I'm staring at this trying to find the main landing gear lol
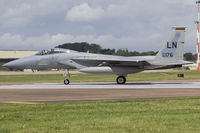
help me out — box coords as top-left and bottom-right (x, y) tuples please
(64, 69), (70, 85)
(116, 76), (126, 84)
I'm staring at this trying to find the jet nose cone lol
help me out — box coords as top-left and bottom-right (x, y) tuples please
(2, 62), (11, 68)
(2, 62), (15, 70)
(2, 60), (24, 70)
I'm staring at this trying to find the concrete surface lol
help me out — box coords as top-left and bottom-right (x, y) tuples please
(0, 82), (200, 103)
(0, 82), (200, 89)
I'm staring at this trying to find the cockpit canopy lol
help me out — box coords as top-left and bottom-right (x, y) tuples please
(35, 48), (77, 55)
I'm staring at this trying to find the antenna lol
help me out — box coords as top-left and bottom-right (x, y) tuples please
(195, 0), (200, 73)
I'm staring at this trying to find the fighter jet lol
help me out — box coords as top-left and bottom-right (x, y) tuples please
(3, 27), (191, 84)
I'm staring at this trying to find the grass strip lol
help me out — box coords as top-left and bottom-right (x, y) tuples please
(0, 97), (200, 133)
(0, 70), (200, 84)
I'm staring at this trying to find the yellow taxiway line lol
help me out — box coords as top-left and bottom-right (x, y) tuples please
(5, 101), (43, 104)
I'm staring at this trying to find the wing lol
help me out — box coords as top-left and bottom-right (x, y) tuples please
(71, 56), (151, 67)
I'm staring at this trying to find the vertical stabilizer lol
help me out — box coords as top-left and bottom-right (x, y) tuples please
(154, 27), (185, 64)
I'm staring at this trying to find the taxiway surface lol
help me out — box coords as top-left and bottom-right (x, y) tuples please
(0, 81), (200, 103)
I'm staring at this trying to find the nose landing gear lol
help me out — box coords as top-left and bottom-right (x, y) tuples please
(64, 69), (70, 85)
(116, 76), (126, 84)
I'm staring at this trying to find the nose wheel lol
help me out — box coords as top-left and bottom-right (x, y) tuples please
(116, 76), (126, 84)
(64, 79), (70, 85)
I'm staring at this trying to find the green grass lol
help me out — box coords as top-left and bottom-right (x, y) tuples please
(0, 98), (200, 133)
(0, 70), (200, 84)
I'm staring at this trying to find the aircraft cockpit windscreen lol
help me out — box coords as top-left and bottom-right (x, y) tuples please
(35, 48), (71, 55)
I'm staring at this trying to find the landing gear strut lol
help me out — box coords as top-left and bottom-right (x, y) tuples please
(116, 76), (126, 84)
(64, 69), (70, 85)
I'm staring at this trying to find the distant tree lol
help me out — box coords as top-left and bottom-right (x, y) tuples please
(56, 42), (101, 52)
(128, 51), (140, 56)
(55, 42), (115, 55)
(88, 44), (102, 53)
(116, 49), (130, 56)
(184, 53), (196, 61)
(100, 49), (115, 55)
(140, 51), (157, 56)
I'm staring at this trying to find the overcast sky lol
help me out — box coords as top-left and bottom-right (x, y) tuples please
(0, 0), (197, 52)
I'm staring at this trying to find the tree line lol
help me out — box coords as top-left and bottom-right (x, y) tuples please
(56, 42), (196, 62)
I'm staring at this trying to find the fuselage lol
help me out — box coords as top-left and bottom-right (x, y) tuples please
(3, 49), (156, 71)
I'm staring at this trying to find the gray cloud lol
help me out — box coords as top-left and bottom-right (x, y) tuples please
(66, 3), (104, 22)
(0, 0), (197, 53)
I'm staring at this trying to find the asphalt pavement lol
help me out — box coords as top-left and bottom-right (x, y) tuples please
(0, 81), (200, 103)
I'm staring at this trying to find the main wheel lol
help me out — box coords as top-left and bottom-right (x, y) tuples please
(116, 76), (126, 84)
(64, 79), (70, 85)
